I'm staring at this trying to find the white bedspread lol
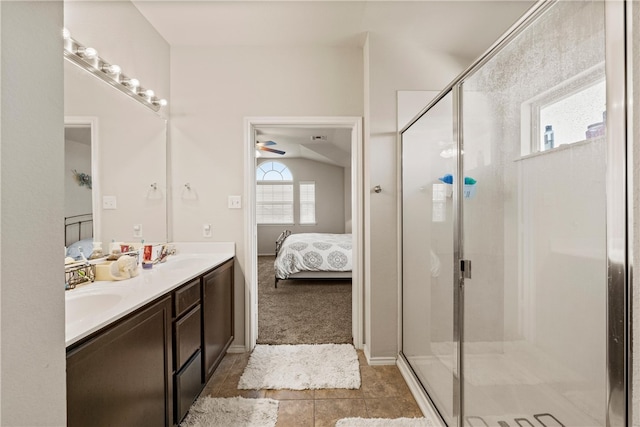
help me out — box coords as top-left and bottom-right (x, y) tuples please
(274, 233), (352, 279)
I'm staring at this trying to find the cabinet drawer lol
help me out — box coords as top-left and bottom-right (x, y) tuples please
(174, 279), (200, 318)
(175, 350), (203, 425)
(174, 304), (201, 369)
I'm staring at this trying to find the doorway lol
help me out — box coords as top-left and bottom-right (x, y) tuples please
(244, 117), (363, 351)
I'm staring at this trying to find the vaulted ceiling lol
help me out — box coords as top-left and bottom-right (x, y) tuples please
(131, 1), (534, 166)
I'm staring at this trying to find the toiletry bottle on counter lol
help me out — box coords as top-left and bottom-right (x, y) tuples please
(89, 242), (104, 260)
(544, 125), (554, 150)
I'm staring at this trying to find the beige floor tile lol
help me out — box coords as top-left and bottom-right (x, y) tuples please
(357, 350), (368, 366)
(314, 399), (368, 427)
(360, 366), (413, 399)
(275, 399), (314, 427)
(365, 396), (424, 418)
(210, 386), (266, 399)
(266, 389), (315, 400)
(315, 388), (364, 399)
(196, 351), (426, 425)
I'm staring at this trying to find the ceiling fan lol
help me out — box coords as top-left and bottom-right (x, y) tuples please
(256, 140), (285, 155)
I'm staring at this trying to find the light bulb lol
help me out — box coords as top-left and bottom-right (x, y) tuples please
(62, 28), (70, 40)
(77, 46), (98, 59)
(158, 99), (168, 107)
(102, 64), (121, 75)
(122, 78), (140, 88)
(144, 89), (155, 98)
(84, 47), (98, 59)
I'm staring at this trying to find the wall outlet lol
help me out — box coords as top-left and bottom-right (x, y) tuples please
(102, 195), (117, 210)
(228, 195), (242, 209)
(203, 223), (212, 238)
(133, 224), (142, 238)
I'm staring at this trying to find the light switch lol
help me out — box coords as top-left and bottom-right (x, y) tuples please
(133, 224), (142, 238)
(228, 195), (242, 209)
(103, 195), (117, 210)
(203, 223), (212, 238)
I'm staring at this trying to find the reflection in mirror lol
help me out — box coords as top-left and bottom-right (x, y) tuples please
(64, 122), (94, 259)
(64, 59), (167, 255)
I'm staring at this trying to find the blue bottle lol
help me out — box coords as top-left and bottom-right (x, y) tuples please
(544, 125), (554, 150)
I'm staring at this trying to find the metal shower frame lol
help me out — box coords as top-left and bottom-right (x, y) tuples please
(397, 0), (631, 425)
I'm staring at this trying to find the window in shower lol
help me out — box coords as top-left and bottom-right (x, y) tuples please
(520, 64), (606, 155)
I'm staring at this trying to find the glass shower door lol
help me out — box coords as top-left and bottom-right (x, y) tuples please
(401, 91), (457, 425)
(460, 1), (607, 425)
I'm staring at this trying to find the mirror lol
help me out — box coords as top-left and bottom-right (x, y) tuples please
(64, 59), (167, 255)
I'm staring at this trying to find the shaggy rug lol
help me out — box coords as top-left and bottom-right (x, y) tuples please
(257, 255), (352, 345)
(336, 418), (433, 427)
(179, 396), (278, 427)
(238, 344), (361, 390)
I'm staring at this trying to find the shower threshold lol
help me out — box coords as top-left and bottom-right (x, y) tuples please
(466, 413), (565, 427)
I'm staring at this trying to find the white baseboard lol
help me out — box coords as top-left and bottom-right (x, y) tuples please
(362, 344), (397, 366)
(257, 252), (276, 256)
(226, 345), (247, 354)
(396, 356), (445, 426)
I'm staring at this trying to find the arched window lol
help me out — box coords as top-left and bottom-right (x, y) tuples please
(256, 161), (294, 224)
(257, 161), (293, 181)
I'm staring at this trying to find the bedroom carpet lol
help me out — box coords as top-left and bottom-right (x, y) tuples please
(257, 255), (352, 345)
(237, 344), (361, 390)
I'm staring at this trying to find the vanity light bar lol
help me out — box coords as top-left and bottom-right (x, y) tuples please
(62, 28), (167, 112)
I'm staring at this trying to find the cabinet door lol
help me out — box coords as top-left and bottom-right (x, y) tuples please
(202, 260), (234, 380)
(67, 296), (172, 427)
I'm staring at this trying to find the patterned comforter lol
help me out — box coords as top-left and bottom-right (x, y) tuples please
(274, 233), (353, 279)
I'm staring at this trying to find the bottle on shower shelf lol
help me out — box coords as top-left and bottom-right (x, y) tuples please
(544, 125), (554, 151)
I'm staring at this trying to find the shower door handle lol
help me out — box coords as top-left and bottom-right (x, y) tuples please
(460, 259), (472, 279)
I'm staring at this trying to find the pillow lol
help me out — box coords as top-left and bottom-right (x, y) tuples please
(66, 238), (94, 260)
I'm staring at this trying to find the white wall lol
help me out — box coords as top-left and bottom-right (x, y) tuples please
(170, 45), (363, 347)
(364, 33), (468, 359)
(1, 2), (67, 424)
(65, 138), (92, 218)
(257, 158), (346, 255)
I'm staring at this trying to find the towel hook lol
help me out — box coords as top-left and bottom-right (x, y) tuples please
(373, 185), (382, 193)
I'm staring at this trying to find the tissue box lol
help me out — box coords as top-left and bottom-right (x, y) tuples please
(95, 261), (116, 281)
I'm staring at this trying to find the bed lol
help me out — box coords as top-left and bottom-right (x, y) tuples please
(65, 213), (94, 259)
(273, 230), (353, 287)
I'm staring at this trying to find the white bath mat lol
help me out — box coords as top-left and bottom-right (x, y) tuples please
(180, 396), (278, 427)
(238, 344), (360, 390)
(336, 418), (433, 427)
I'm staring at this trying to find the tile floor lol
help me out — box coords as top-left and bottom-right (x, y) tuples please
(201, 350), (425, 427)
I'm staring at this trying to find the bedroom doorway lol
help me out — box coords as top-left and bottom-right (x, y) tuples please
(244, 117), (363, 351)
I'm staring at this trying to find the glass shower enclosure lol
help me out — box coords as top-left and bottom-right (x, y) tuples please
(400, 1), (627, 426)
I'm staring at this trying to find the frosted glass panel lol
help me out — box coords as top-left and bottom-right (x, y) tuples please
(461, 1), (606, 425)
(401, 91), (456, 425)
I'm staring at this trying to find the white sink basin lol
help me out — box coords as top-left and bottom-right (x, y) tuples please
(163, 256), (214, 270)
(66, 293), (124, 324)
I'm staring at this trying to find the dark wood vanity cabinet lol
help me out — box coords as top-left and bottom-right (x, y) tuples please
(66, 258), (234, 427)
(172, 278), (203, 424)
(67, 296), (173, 427)
(202, 259), (234, 381)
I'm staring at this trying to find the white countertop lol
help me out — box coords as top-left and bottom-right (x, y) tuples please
(65, 243), (234, 348)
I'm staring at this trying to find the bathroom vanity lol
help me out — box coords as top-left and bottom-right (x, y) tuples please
(65, 245), (234, 427)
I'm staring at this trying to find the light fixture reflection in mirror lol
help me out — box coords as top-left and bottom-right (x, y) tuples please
(62, 28), (167, 112)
